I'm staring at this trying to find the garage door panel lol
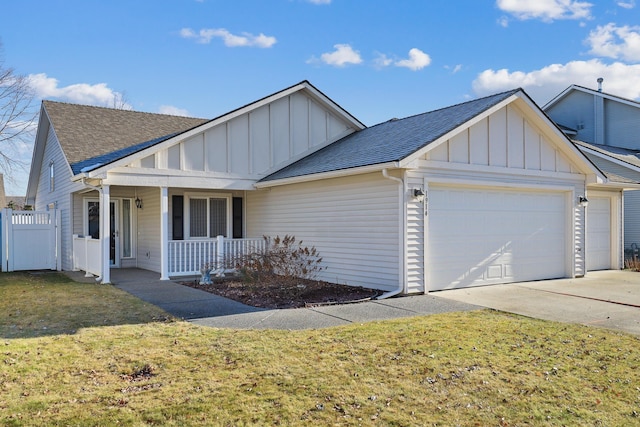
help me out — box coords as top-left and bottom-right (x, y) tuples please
(428, 186), (568, 291)
(586, 197), (611, 271)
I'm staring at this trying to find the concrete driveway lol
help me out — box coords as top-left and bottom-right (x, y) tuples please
(434, 270), (640, 336)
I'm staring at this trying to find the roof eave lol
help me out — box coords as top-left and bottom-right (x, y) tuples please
(255, 161), (400, 188)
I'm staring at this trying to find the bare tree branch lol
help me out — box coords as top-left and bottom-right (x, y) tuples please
(0, 41), (37, 180)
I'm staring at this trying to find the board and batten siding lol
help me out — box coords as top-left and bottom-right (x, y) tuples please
(407, 102), (590, 288)
(130, 92), (353, 180)
(246, 173), (402, 292)
(34, 125), (84, 271)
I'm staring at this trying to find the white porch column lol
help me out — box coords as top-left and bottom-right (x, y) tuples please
(160, 186), (169, 280)
(101, 185), (111, 284)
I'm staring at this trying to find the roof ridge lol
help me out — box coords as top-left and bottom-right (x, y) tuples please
(42, 99), (207, 120)
(570, 84), (640, 107)
(368, 88), (521, 129)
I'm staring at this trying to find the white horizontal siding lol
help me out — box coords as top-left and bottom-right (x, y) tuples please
(246, 172), (401, 292)
(135, 187), (162, 273)
(34, 126), (83, 271)
(405, 172), (425, 293)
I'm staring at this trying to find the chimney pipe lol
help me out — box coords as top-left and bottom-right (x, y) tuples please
(597, 77), (604, 92)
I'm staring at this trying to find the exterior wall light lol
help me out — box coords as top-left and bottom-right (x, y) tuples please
(413, 188), (425, 203)
(578, 196), (589, 208)
(135, 197), (143, 209)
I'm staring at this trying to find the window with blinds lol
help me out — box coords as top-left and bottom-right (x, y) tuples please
(209, 198), (227, 237)
(188, 197), (228, 238)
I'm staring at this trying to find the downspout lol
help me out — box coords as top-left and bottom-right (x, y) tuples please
(378, 168), (406, 299)
(82, 178), (104, 282)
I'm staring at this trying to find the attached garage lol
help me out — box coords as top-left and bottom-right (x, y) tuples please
(257, 87), (614, 296)
(427, 185), (569, 291)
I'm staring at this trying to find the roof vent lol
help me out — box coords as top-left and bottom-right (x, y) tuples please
(388, 117), (399, 122)
(597, 77), (604, 92)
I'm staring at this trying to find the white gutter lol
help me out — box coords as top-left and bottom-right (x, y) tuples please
(255, 162), (399, 189)
(377, 168), (406, 300)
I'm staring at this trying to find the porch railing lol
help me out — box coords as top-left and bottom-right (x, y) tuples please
(168, 236), (267, 276)
(72, 234), (101, 277)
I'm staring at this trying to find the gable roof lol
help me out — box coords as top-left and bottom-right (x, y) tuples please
(42, 100), (209, 171)
(56, 80), (365, 178)
(260, 89), (522, 182)
(544, 84), (640, 111)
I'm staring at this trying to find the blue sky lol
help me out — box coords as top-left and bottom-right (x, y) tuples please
(2, 0), (640, 195)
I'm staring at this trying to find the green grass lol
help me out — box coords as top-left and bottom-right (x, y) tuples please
(0, 272), (172, 338)
(1, 272), (639, 426)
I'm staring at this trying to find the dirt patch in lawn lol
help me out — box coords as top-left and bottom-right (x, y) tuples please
(181, 276), (381, 309)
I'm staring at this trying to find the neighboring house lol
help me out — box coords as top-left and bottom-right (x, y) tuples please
(544, 84), (640, 259)
(26, 81), (627, 293)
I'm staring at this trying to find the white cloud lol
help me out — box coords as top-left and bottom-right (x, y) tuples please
(497, 16), (510, 27)
(158, 105), (191, 117)
(373, 52), (393, 68)
(318, 44), (362, 67)
(445, 64), (463, 74)
(27, 73), (132, 108)
(180, 27), (276, 48)
(394, 48), (431, 71)
(617, 0), (635, 8)
(496, 0), (593, 22)
(472, 59), (640, 104)
(586, 23), (640, 62)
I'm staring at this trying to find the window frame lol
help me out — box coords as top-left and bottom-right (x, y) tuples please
(49, 161), (55, 192)
(184, 192), (232, 239)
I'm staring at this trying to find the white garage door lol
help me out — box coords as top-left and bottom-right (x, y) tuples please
(428, 186), (568, 291)
(586, 197), (611, 271)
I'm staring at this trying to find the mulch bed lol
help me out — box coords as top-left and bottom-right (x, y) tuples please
(181, 275), (380, 309)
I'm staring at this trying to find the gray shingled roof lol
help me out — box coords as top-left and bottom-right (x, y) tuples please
(260, 89), (521, 182)
(574, 140), (640, 170)
(43, 101), (208, 173)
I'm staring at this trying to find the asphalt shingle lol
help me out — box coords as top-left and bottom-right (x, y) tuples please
(43, 101), (208, 174)
(260, 89), (520, 182)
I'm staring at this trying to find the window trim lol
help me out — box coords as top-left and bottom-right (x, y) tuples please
(49, 161), (55, 192)
(184, 192), (232, 239)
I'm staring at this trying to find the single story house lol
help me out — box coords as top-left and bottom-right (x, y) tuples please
(544, 84), (640, 259)
(26, 81), (632, 294)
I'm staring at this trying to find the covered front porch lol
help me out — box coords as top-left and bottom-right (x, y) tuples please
(70, 184), (266, 283)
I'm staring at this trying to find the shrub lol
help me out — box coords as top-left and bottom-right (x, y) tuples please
(239, 235), (326, 283)
(625, 256), (640, 272)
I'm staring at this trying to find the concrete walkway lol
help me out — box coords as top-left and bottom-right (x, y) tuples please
(96, 269), (479, 329)
(66, 268), (639, 334)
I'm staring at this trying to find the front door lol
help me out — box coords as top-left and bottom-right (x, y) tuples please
(87, 200), (120, 267)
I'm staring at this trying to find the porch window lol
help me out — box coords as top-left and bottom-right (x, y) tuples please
(187, 195), (230, 238)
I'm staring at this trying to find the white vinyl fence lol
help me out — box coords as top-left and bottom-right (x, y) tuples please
(0, 209), (61, 272)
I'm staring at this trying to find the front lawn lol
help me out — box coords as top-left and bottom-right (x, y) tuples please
(1, 272), (639, 426)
